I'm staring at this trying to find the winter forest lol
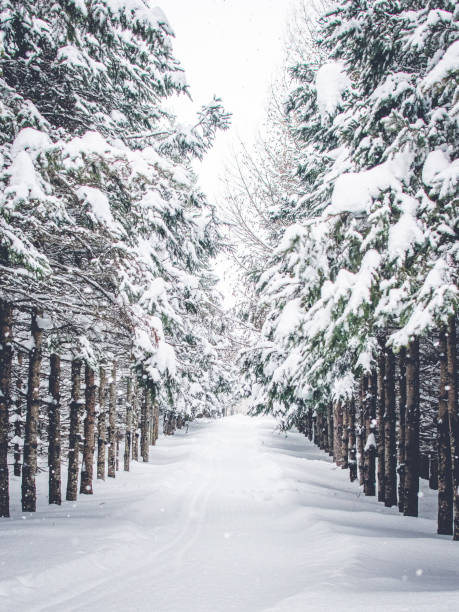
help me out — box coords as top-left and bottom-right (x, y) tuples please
(0, 0), (458, 611)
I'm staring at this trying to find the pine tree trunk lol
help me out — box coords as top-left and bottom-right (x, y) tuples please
(436, 330), (450, 527)
(404, 338), (420, 517)
(307, 408), (313, 442)
(349, 397), (357, 482)
(446, 317), (459, 540)
(377, 344), (386, 503)
(357, 379), (365, 486)
(312, 411), (318, 446)
(334, 403), (343, 466)
(80, 364), (96, 494)
(22, 308), (43, 512)
(317, 412), (323, 450)
(341, 403), (349, 469)
(124, 378), (132, 471)
(13, 351), (23, 477)
(116, 431), (121, 471)
(363, 374), (376, 496)
(429, 454), (438, 490)
(97, 367), (106, 480)
(107, 363), (116, 478)
(322, 411), (329, 454)
(149, 399), (155, 446)
(66, 359), (82, 501)
(327, 405), (334, 457)
(0, 301), (13, 517)
(154, 402), (160, 443)
(132, 385), (139, 462)
(48, 354), (61, 505)
(141, 388), (150, 462)
(398, 347), (407, 513)
(384, 346), (397, 507)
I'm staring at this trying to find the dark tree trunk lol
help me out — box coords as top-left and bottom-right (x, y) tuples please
(341, 403), (349, 469)
(429, 454), (438, 490)
(107, 363), (116, 478)
(22, 308), (43, 512)
(377, 343), (386, 503)
(327, 405), (333, 457)
(48, 354), (61, 505)
(80, 365), (96, 495)
(357, 379), (365, 486)
(348, 397), (357, 482)
(322, 411), (329, 454)
(97, 367), (106, 480)
(132, 385), (139, 462)
(384, 347), (397, 507)
(155, 402), (160, 442)
(404, 339), (420, 517)
(141, 388), (150, 462)
(66, 359), (82, 501)
(13, 352), (24, 477)
(307, 408), (313, 442)
(420, 454), (430, 480)
(334, 403), (343, 466)
(398, 347), (407, 513)
(364, 374), (376, 496)
(312, 412), (318, 446)
(437, 329), (453, 535)
(446, 317), (458, 540)
(0, 301), (13, 517)
(149, 398), (155, 446)
(124, 378), (132, 471)
(316, 412), (323, 449)
(116, 431), (121, 472)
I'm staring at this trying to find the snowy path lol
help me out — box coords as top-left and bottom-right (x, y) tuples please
(1, 415), (459, 612)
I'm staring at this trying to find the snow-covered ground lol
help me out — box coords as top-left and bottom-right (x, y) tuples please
(1, 415), (459, 612)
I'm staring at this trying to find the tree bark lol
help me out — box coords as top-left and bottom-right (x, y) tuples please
(436, 378), (451, 530)
(322, 411), (329, 454)
(0, 301), (13, 517)
(149, 402), (156, 446)
(307, 408), (313, 442)
(446, 317), (458, 540)
(429, 454), (438, 490)
(141, 388), (150, 462)
(124, 378), (132, 471)
(341, 403), (349, 469)
(97, 367), (106, 480)
(398, 347), (407, 513)
(334, 403), (343, 466)
(66, 359), (82, 501)
(80, 364), (96, 495)
(132, 384), (139, 462)
(107, 363), (117, 478)
(22, 308), (43, 512)
(363, 373), (376, 496)
(404, 338), (420, 517)
(13, 351), (24, 477)
(48, 354), (61, 505)
(154, 402), (160, 443)
(348, 397), (357, 482)
(384, 346), (397, 507)
(357, 379), (365, 486)
(377, 344), (386, 503)
(327, 405), (333, 457)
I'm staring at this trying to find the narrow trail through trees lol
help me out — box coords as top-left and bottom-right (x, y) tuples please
(1, 416), (459, 612)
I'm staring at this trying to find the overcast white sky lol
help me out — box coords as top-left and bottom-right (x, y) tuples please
(162, 0), (296, 201)
(160, 1), (297, 306)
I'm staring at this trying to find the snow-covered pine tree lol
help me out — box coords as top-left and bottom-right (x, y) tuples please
(0, 0), (230, 513)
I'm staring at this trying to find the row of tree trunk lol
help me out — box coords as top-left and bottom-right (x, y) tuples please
(0, 304), (162, 518)
(301, 319), (458, 540)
